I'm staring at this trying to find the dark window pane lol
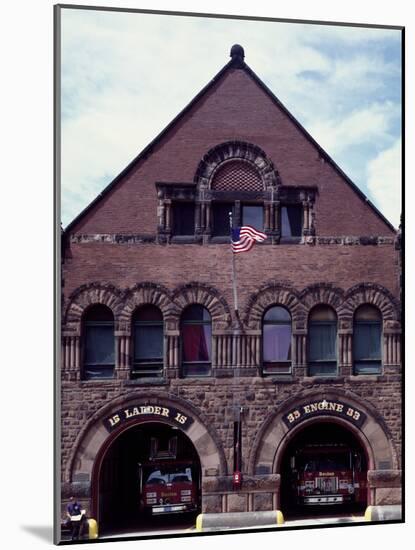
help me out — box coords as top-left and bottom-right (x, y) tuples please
(263, 324), (292, 361)
(134, 325), (163, 360)
(354, 361), (382, 374)
(212, 203), (232, 236)
(182, 325), (212, 362)
(309, 362), (337, 376)
(182, 305), (211, 322)
(182, 363), (211, 377)
(281, 205), (302, 237)
(85, 326), (115, 364)
(354, 323), (381, 361)
(310, 305), (337, 322)
(355, 304), (381, 321)
(264, 306), (291, 323)
(242, 205), (263, 230)
(173, 203), (195, 235)
(84, 366), (114, 379)
(134, 305), (163, 322)
(309, 323), (337, 361)
(86, 304), (113, 322)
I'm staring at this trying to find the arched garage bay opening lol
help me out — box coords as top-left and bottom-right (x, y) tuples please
(96, 422), (201, 535)
(280, 422), (368, 519)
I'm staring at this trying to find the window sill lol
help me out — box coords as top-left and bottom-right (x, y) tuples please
(303, 376), (345, 384)
(80, 379), (118, 385)
(348, 374), (383, 382)
(268, 375), (295, 384)
(210, 236), (230, 244)
(170, 236), (199, 244)
(170, 377), (215, 385)
(125, 378), (167, 386)
(280, 236), (302, 244)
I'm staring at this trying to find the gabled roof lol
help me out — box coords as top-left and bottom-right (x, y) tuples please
(64, 45), (396, 234)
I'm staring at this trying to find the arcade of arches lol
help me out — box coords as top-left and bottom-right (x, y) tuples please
(63, 390), (401, 532)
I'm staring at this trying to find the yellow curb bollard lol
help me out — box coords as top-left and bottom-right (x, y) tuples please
(88, 518), (99, 539)
(195, 514), (203, 532)
(276, 510), (284, 525)
(364, 506), (372, 521)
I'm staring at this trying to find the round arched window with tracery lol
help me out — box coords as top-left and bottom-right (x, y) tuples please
(211, 160), (263, 192)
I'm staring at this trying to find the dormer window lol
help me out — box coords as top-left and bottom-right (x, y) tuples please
(172, 202), (195, 236)
(242, 204), (264, 229)
(156, 142), (316, 244)
(281, 204), (303, 238)
(212, 203), (233, 237)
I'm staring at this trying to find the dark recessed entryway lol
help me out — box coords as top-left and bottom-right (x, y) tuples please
(97, 422), (201, 535)
(280, 422), (368, 519)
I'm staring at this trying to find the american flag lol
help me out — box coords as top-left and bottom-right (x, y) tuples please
(231, 225), (267, 253)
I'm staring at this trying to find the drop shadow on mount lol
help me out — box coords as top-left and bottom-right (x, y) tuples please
(20, 525), (54, 543)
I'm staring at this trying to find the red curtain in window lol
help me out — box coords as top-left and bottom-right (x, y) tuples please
(182, 325), (211, 361)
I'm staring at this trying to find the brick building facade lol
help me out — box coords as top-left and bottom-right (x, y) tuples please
(61, 45), (402, 532)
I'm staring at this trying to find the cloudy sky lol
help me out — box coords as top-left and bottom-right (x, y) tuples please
(60, 7), (402, 229)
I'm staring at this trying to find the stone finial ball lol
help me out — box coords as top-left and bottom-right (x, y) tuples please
(230, 44), (245, 59)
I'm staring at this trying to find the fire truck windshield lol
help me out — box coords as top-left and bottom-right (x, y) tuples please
(145, 466), (192, 485)
(303, 454), (350, 472)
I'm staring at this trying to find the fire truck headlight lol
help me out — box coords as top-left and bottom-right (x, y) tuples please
(348, 486), (355, 494)
(181, 490), (191, 496)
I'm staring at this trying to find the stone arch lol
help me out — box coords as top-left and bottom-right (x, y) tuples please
(66, 392), (227, 488)
(194, 140), (280, 190)
(63, 282), (124, 334)
(243, 283), (305, 330)
(300, 283), (345, 326)
(118, 282), (177, 333)
(172, 282), (232, 330)
(341, 283), (400, 324)
(248, 387), (399, 478)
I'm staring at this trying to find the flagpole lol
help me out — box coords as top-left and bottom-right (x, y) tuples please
(229, 211), (242, 486)
(229, 211), (238, 314)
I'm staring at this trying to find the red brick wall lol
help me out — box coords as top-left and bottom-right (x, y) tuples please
(63, 241), (399, 308)
(69, 68), (394, 237)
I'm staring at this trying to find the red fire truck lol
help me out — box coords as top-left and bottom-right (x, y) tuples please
(138, 461), (199, 516)
(293, 444), (366, 506)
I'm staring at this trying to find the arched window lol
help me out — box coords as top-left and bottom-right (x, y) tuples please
(132, 305), (164, 378)
(308, 305), (337, 376)
(181, 305), (212, 377)
(83, 304), (115, 380)
(353, 305), (382, 374)
(262, 306), (292, 375)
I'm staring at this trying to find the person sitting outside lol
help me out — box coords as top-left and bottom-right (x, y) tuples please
(66, 496), (87, 540)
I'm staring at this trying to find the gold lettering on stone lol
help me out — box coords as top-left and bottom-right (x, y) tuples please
(109, 414), (120, 427)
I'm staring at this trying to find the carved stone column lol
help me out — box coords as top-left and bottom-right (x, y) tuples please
(157, 191), (165, 231)
(166, 331), (180, 377)
(165, 200), (172, 233)
(195, 202), (202, 233)
(115, 331), (131, 380)
(62, 331), (81, 381)
(293, 329), (307, 377)
(274, 200), (280, 240)
(384, 321), (402, 368)
(264, 202), (271, 232)
(302, 200), (309, 234)
(339, 330), (353, 376)
(205, 202), (211, 236)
